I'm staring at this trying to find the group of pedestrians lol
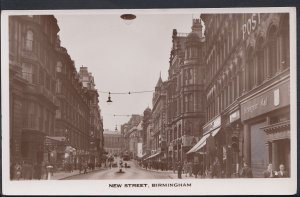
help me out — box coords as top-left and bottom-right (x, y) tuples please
(140, 161), (168, 171)
(263, 163), (289, 178)
(11, 161), (49, 180)
(238, 162), (289, 178)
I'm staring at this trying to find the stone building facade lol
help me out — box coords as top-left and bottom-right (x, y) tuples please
(9, 15), (60, 174)
(9, 15), (104, 179)
(199, 13), (290, 177)
(166, 18), (206, 168)
(79, 67), (104, 164)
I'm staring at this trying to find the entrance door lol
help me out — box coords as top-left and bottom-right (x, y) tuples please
(250, 122), (267, 178)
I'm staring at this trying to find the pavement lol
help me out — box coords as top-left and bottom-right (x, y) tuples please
(50, 167), (103, 180)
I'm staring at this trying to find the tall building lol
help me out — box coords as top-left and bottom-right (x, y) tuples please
(9, 15), (105, 179)
(166, 18), (206, 168)
(198, 13), (290, 177)
(55, 43), (91, 167)
(9, 15), (60, 174)
(79, 66), (104, 165)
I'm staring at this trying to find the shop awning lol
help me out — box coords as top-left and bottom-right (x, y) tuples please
(144, 152), (161, 160)
(187, 127), (221, 154)
(46, 136), (66, 142)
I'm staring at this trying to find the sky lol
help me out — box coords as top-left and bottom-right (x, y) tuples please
(55, 13), (199, 131)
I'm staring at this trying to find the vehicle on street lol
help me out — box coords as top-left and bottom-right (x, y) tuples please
(112, 162), (118, 167)
(123, 154), (130, 161)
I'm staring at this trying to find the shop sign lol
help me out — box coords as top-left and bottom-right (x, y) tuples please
(223, 146), (227, 160)
(229, 110), (240, 123)
(203, 116), (221, 135)
(242, 13), (261, 40)
(241, 81), (290, 121)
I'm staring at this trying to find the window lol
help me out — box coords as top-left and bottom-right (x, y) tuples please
(267, 26), (278, 77)
(256, 37), (265, 84)
(56, 61), (63, 72)
(247, 47), (255, 90)
(280, 15), (290, 69)
(22, 63), (36, 84)
(56, 79), (62, 93)
(25, 30), (33, 51)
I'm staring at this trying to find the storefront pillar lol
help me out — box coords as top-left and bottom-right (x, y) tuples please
(243, 124), (251, 166)
(265, 142), (270, 165)
(272, 141), (278, 170)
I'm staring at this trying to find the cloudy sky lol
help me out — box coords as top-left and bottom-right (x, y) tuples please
(55, 12), (199, 131)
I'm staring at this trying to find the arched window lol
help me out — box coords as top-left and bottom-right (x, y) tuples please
(267, 25), (278, 77)
(25, 30), (33, 51)
(256, 37), (265, 84)
(279, 14), (290, 69)
(247, 47), (255, 90)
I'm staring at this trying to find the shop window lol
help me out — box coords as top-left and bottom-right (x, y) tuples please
(25, 30), (34, 51)
(267, 25), (278, 77)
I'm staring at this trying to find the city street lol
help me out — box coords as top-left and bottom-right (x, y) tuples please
(63, 160), (173, 180)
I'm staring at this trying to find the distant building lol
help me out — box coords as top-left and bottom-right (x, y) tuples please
(148, 75), (167, 161)
(103, 130), (123, 156)
(121, 114), (143, 154)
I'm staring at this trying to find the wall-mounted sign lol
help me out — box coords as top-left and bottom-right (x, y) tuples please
(229, 110), (240, 123)
(274, 89), (280, 106)
(203, 116), (221, 135)
(241, 81), (289, 121)
(242, 13), (261, 40)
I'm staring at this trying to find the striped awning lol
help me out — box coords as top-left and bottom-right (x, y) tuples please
(143, 152), (161, 160)
(187, 127), (221, 154)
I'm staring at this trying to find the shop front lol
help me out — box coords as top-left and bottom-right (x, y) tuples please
(241, 79), (290, 177)
(21, 129), (45, 165)
(187, 116), (223, 175)
(224, 109), (243, 178)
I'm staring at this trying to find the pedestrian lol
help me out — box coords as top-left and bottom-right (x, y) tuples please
(240, 162), (253, 178)
(263, 163), (275, 178)
(212, 157), (221, 178)
(275, 164), (288, 178)
(177, 162), (183, 179)
(15, 162), (22, 180)
(192, 163), (199, 178)
(83, 162), (88, 174)
(188, 162), (192, 177)
(183, 161), (188, 177)
(78, 162), (82, 174)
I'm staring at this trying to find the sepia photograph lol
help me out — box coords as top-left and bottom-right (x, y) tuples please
(1, 6), (297, 195)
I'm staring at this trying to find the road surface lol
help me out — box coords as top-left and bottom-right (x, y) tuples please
(63, 159), (173, 180)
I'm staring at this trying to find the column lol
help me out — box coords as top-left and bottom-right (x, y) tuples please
(272, 141), (278, 171)
(265, 142), (270, 165)
(243, 124), (251, 166)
